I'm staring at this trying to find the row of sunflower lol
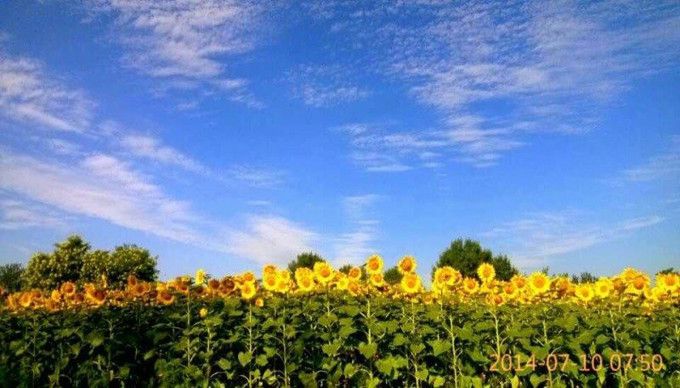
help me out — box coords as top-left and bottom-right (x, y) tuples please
(3, 255), (678, 312)
(0, 256), (678, 387)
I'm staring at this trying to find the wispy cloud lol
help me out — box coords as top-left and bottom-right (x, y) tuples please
(318, 0), (680, 166)
(225, 165), (285, 188)
(0, 48), (94, 132)
(0, 150), (204, 244)
(484, 211), (665, 268)
(332, 194), (381, 265)
(88, 0), (266, 107)
(119, 133), (206, 173)
(288, 65), (370, 107)
(0, 197), (68, 230)
(621, 135), (680, 182)
(225, 215), (317, 265)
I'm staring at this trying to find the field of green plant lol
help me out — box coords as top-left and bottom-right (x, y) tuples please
(1, 293), (678, 387)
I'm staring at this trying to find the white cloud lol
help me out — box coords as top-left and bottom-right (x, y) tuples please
(289, 65), (370, 107)
(332, 194), (381, 265)
(89, 0), (266, 106)
(484, 211), (665, 268)
(0, 198), (67, 230)
(226, 165), (285, 188)
(226, 215), (317, 264)
(622, 135), (680, 182)
(0, 49), (94, 132)
(0, 150), (204, 244)
(318, 0), (680, 166)
(120, 133), (206, 173)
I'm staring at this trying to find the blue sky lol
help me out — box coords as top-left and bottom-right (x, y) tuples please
(0, 0), (678, 279)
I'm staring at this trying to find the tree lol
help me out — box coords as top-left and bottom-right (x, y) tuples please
(80, 246), (157, 289)
(23, 235), (90, 289)
(338, 264), (353, 274)
(22, 235), (158, 290)
(657, 267), (678, 275)
(571, 272), (597, 284)
(432, 238), (518, 281)
(288, 252), (324, 273)
(383, 266), (402, 285)
(0, 263), (24, 292)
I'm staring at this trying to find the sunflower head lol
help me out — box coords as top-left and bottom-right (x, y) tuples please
(157, 290), (175, 305)
(240, 281), (257, 300)
(369, 273), (385, 287)
(595, 278), (612, 298)
(60, 281), (76, 296)
(263, 273), (279, 291)
(398, 256), (417, 274)
(348, 267), (362, 281)
(195, 269), (206, 285)
(575, 284), (595, 303)
(199, 307), (208, 318)
(477, 263), (496, 283)
(255, 297), (265, 307)
(313, 262), (335, 284)
(528, 272), (551, 295)
(401, 273), (422, 294)
(365, 254), (384, 275)
(463, 278), (479, 294)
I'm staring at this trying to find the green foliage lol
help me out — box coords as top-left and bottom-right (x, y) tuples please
(433, 238), (518, 281)
(23, 235), (90, 290)
(287, 252), (324, 273)
(657, 267), (677, 275)
(0, 296), (677, 386)
(571, 272), (598, 284)
(383, 266), (403, 285)
(0, 263), (24, 292)
(21, 235), (157, 290)
(338, 264), (353, 274)
(81, 245), (157, 288)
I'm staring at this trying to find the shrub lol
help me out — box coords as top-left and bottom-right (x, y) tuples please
(0, 263), (24, 292)
(81, 245), (157, 289)
(433, 238), (518, 281)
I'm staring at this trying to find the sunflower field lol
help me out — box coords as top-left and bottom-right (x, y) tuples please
(1, 256), (679, 387)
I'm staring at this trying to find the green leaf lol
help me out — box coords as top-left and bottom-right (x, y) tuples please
(86, 332), (105, 348)
(358, 342), (377, 359)
(238, 351), (252, 367)
(322, 341), (341, 357)
(217, 358), (231, 370)
(428, 339), (450, 356)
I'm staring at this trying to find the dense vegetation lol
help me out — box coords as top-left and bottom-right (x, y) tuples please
(1, 254), (678, 387)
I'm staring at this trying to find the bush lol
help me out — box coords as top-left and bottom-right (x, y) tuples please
(0, 263), (24, 292)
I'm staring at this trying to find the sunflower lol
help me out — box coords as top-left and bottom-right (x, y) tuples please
(19, 292), (32, 308)
(626, 275), (648, 295)
(463, 278), (479, 294)
(502, 282), (518, 298)
(657, 273), (678, 293)
(263, 273), (279, 291)
(434, 266), (454, 287)
(528, 272), (551, 295)
(276, 277), (290, 294)
(575, 284), (595, 303)
(195, 269), (206, 285)
(369, 273), (385, 287)
(157, 290), (175, 305)
(365, 254), (384, 275)
(255, 297), (265, 307)
(335, 275), (350, 291)
(477, 263), (496, 283)
(208, 279), (221, 293)
(313, 262), (335, 284)
(263, 264), (277, 277)
(240, 281), (257, 300)
(88, 289), (107, 306)
(60, 281), (76, 296)
(401, 273), (422, 294)
(511, 275), (527, 290)
(296, 276), (315, 292)
(595, 278), (612, 298)
(199, 307), (208, 318)
(127, 275), (138, 288)
(295, 267), (313, 283)
(348, 267), (362, 281)
(486, 294), (506, 306)
(50, 290), (61, 303)
(398, 256), (417, 274)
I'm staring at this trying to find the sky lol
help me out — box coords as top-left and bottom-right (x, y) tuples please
(0, 0), (678, 279)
